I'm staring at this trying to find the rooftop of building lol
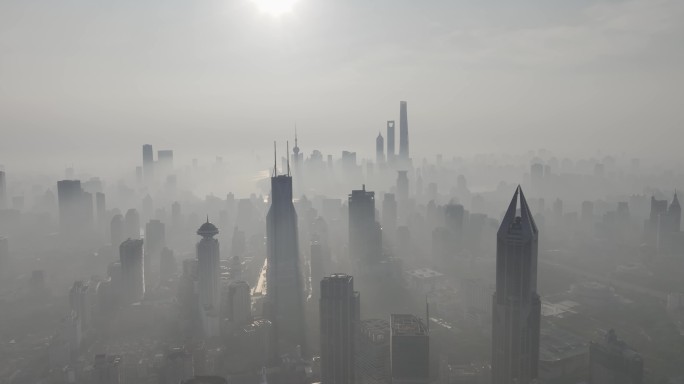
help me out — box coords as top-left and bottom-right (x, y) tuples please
(406, 268), (444, 279)
(390, 314), (428, 336)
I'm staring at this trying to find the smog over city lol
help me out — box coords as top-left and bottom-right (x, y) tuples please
(1, 1), (683, 384)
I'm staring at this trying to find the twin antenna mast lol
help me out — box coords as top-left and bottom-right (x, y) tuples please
(272, 140), (291, 177)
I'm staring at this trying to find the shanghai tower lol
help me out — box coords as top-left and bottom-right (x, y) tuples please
(399, 101), (409, 162)
(491, 186), (541, 384)
(266, 156), (306, 360)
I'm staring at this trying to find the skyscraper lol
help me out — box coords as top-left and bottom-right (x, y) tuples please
(399, 101), (409, 163)
(387, 121), (395, 165)
(396, 171), (409, 202)
(390, 314), (429, 384)
(491, 186), (541, 384)
(142, 144), (154, 181)
(349, 185), (382, 269)
(376, 133), (385, 165)
(266, 166), (306, 358)
(157, 149), (174, 177)
(57, 180), (91, 235)
(125, 209), (140, 240)
(320, 274), (360, 384)
(197, 220), (221, 314)
(227, 281), (252, 327)
(119, 239), (145, 304)
(110, 214), (124, 248)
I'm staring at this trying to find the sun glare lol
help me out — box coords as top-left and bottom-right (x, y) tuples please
(251, 0), (299, 17)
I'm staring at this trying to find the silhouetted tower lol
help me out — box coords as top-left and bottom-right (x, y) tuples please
(125, 209), (140, 240)
(396, 171), (409, 202)
(110, 214), (124, 248)
(197, 219), (221, 314)
(119, 239), (144, 304)
(320, 274), (359, 384)
(491, 186), (541, 384)
(376, 132), (385, 165)
(399, 101), (409, 163)
(390, 314), (429, 384)
(669, 192), (681, 233)
(144, 219), (166, 290)
(142, 144), (154, 181)
(57, 180), (91, 235)
(266, 147), (306, 359)
(387, 121), (396, 165)
(349, 185), (382, 269)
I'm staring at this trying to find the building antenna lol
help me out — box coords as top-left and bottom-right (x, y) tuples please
(287, 140), (291, 176)
(273, 141), (277, 177)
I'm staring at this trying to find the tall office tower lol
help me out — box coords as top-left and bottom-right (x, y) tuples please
(491, 186), (541, 384)
(95, 192), (106, 227)
(227, 281), (252, 326)
(142, 144), (154, 181)
(57, 180), (91, 235)
(376, 133), (385, 165)
(0, 170), (6, 209)
(668, 192), (681, 232)
(197, 220), (221, 314)
(125, 209), (140, 240)
(266, 168), (306, 359)
(647, 196), (668, 248)
(349, 186), (382, 269)
(119, 239), (145, 304)
(110, 214), (124, 248)
(390, 314), (429, 384)
(396, 171), (409, 202)
(145, 219), (166, 290)
(320, 274), (360, 384)
(398, 101), (409, 163)
(589, 329), (643, 384)
(69, 281), (90, 330)
(386, 121), (396, 165)
(157, 150), (174, 177)
(357, 319), (391, 384)
(93, 354), (122, 384)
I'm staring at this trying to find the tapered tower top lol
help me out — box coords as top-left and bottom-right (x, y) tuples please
(197, 217), (219, 238)
(497, 186), (538, 240)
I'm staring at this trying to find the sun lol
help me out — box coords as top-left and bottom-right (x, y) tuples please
(251, 0), (299, 17)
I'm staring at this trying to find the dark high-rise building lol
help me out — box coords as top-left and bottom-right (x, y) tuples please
(266, 169), (306, 358)
(145, 219), (166, 290)
(399, 101), (409, 163)
(119, 239), (145, 304)
(357, 319), (390, 384)
(667, 192), (681, 233)
(349, 186), (382, 269)
(589, 329), (643, 384)
(491, 186), (541, 384)
(227, 281), (252, 326)
(125, 209), (140, 240)
(376, 133), (385, 165)
(320, 274), (360, 384)
(387, 121), (396, 165)
(142, 144), (154, 181)
(110, 214), (124, 248)
(0, 170), (6, 209)
(57, 180), (91, 235)
(390, 314), (429, 384)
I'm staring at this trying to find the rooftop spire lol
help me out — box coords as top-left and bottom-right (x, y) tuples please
(497, 185), (538, 239)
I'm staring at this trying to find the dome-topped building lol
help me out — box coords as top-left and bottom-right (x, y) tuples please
(197, 217), (219, 238)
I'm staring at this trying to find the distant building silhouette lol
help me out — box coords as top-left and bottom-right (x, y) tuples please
(396, 171), (409, 203)
(110, 214), (124, 249)
(491, 186), (541, 384)
(376, 132), (385, 165)
(119, 239), (144, 304)
(145, 219), (166, 290)
(142, 144), (154, 181)
(124, 209), (140, 240)
(387, 121), (396, 165)
(399, 101), (409, 164)
(349, 185), (382, 270)
(320, 274), (360, 384)
(390, 314), (429, 384)
(57, 180), (92, 236)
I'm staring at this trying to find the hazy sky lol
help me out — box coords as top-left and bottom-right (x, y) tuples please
(1, 0), (683, 173)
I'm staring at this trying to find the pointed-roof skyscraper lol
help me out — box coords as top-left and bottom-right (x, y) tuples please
(669, 191), (681, 233)
(266, 149), (306, 360)
(492, 186), (541, 384)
